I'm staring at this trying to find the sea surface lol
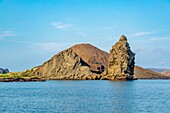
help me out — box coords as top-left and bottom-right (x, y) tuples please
(0, 80), (170, 113)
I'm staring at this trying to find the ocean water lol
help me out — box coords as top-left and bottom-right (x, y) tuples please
(0, 80), (170, 113)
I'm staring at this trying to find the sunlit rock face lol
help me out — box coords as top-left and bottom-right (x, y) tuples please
(107, 35), (135, 80)
(32, 44), (109, 80)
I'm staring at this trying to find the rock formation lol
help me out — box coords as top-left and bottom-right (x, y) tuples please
(32, 44), (109, 80)
(107, 35), (135, 80)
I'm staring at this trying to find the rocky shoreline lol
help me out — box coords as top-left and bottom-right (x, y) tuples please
(0, 77), (45, 82)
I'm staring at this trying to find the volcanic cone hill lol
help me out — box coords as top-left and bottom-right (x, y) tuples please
(32, 44), (109, 80)
(72, 44), (109, 72)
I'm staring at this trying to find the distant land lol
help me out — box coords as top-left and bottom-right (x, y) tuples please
(135, 66), (170, 79)
(160, 70), (170, 77)
(147, 68), (170, 72)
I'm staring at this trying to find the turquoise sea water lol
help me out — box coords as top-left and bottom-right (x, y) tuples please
(0, 80), (170, 113)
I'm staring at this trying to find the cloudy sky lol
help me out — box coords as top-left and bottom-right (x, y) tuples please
(1, 0), (170, 71)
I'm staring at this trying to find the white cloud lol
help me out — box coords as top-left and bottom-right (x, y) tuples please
(132, 31), (154, 37)
(35, 42), (75, 51)
(103, 27), (113, 30)
(153, 48), (170, 56)
(149, 37), (170, 41)
(51, 22), (71, 29)
(160, 61), (167, 65)
(0, 31), (15, 39)
(36, 42), (62, 51)
(131, 29), (170, 37)
(77, 32), (88, 37)
(133, 47), (144, 53)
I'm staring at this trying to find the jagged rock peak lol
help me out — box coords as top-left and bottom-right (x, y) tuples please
(107, 35), (135, 80)
(119, 35), (127, 41)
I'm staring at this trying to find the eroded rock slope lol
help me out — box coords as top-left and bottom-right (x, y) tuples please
(32, 44), (109, 80)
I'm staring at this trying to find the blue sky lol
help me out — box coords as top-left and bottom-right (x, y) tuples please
(0, 0), (170, 72)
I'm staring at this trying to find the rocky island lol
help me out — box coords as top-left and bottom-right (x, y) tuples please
(1, 35), (169, 82)
(26, 35), (136, 80)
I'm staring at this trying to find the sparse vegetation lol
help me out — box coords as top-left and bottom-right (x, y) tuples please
(0, 69), (45, 82)
(0, 72), (35, 79)
(0, 69), (34, 79)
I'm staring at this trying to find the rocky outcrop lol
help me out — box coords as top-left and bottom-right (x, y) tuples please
(0, 68), (9, 74)
(32, 44), (109, 80)
(106, 35), (135, 80)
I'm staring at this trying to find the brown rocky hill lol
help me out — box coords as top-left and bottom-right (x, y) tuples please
(72, 44), (109, 72)
(160, 70), (170, 77)
(134, 66), (170, 79)
(32, 44), (109, 80)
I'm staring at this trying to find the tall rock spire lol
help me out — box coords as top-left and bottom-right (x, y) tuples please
(107, 35), (135, 80)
